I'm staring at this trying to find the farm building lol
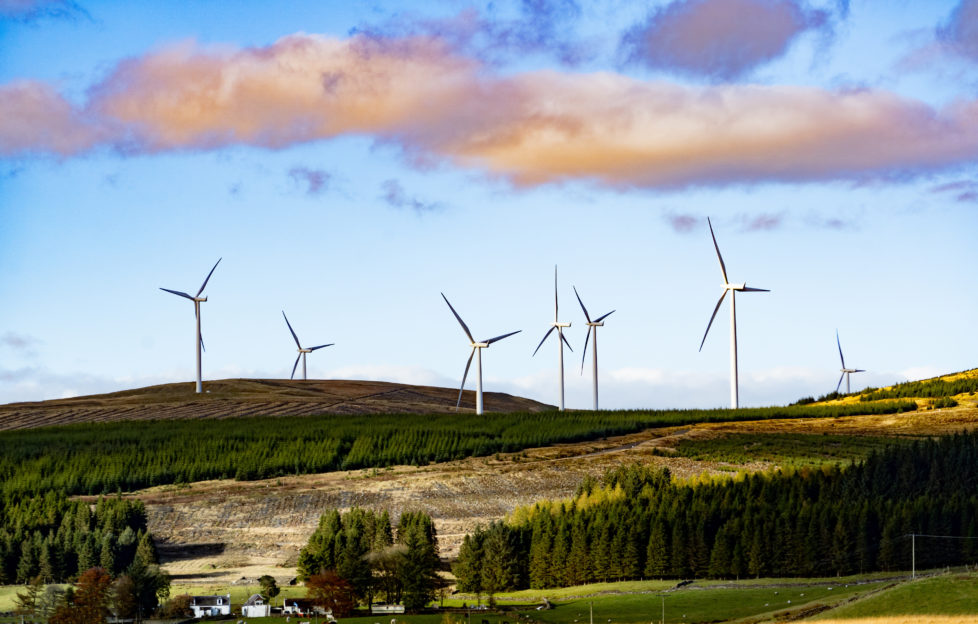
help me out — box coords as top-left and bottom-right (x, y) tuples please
(189, 594), (231, 618)
(242, 593), (271, 617)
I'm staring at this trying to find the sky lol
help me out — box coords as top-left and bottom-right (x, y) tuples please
(0, 0), (975, 410)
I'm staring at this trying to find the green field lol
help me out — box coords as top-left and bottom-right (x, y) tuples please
(810, 572), (978, 620)
(7, 572), (977, 623)
(673, 433), (913, 467)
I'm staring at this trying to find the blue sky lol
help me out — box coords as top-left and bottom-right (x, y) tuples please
(0, 0), (975, 409)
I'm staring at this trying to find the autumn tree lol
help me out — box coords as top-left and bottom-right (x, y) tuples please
(306, 570), (357, 617)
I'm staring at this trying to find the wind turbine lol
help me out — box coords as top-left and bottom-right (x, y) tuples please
(835, 330), (865, 394)
(698, 218), (769, 409)
(160, 258), (221, 394)
(282, 311), (334, 380)
(441, 293), (520, 415)
(533, 266), (573, 411)
(573, 286), (615, 411)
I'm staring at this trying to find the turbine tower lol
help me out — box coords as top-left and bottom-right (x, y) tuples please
(160, 258), (221, 394)
(442, 293), (520, 415)
(283, 311), (334, 380)
(574, 286), (615, 411)
(533, 266), (573, 411)
(835, 330), (865, 394)
(698, 218), (769, 409)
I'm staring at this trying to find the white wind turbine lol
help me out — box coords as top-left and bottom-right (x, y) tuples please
(442, 293), (521, 415)
(835, 330), (865, 394)
(160, 258), (221, 394)
(573, 286), (615, 411)
(698, 218), (770, 409)
(283, 311), (334, 380)
(533, 266), (573, 411)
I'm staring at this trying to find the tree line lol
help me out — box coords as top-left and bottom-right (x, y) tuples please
(0, 401), (916, 498)
(454, 432), (978, 593)
(297, 507), (442, 613)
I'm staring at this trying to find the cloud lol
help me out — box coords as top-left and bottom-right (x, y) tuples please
(937, 0), (978, 62)
(929, 178), (978, 203)
(664, 212), (700, 233)
(739, 212), (784, 231)
(620, 0), (831, 81)
(0, 0), (90, 22)
(356, 1), (588, 66)
(7, 33), (978, 189)
(0, 331), (39, 351)
(289, 166), (332, 195)
(380, 179), (442, 213)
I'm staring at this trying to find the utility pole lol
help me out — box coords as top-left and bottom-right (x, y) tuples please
(590, 600), (593, 624)
(912, 533), (916, 580)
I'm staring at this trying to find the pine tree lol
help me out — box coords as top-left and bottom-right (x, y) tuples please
(644, 517), (669, 579)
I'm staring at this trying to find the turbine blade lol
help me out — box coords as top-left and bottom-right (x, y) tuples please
(835, 372), (845, 394)
(291, 353), (301, 380)
(554, 265), (559, 321)
(836, 330), (846, 368)
(199, 333), (205, 353)
(698, 291), (728, 352)
(854, 369), (865, 373)
(441, 293), (474, 343)
(580, 326), (592, 374)
(707, 217), (728, 284)
(532, 326), (556, 356)
(160, 287), (194, 300)
(283, 311), (302, 349)
(573, 285), (591, 323)
(196, 257), (222, 297)
(594, 310), (616, 323)
(309, 343), (334, 351)
(485, 330), (521, 345)
(741, 287), (770, 292)
(456, 348), (475, 410)
(560, 330), (573, 352)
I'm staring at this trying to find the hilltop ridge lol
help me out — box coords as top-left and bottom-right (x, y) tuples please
(0, 378), (554, 431)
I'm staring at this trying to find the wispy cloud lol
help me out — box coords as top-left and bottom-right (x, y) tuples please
(739, 212), (784, 231)
(664, 212), (700, 233)
(380, 179), (442, 213)
(0, 0), (90, 22)
(619, 0), (833, 81)
(929, 178), (978, 202)
(0, 331), (39, 351)
(6, 33), (978, 190)
(937, 0), (978, 62)
(356, 0), (589, 66)
(289, 166), (332, 195)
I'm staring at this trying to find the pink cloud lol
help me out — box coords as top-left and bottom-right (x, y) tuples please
(289, 166), (331, 195)
(620, 0), (829, 81)
(0, 81), (101, 156)
(6, 33), (978, 190)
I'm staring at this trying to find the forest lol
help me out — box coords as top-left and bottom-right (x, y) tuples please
(0, 495), (157, 584)
(0, 401), (916, 498)
(454, 431), (978, 593)
(296, 508), (442, 612)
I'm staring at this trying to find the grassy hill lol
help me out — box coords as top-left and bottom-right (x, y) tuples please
(0, 378), (555, 430)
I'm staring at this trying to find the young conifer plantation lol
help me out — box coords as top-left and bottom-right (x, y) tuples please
(454, 432), (978, 591)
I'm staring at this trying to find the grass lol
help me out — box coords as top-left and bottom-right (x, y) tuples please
(810, 572), (978, 620)
(672, 433), (913, 467)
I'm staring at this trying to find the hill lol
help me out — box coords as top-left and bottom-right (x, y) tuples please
(0, 378), (554, 430)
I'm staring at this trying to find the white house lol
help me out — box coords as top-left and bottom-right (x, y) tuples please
(242, 593), (271, 618)
(189, 594), (231, 618)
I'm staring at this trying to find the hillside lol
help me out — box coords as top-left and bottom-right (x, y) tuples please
(0, 378), (554, 430)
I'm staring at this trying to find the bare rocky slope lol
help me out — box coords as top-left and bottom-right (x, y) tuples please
(0, 378), (554, 430)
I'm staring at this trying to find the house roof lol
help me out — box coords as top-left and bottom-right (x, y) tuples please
(244, 594), (265, 606)
(191, 595), (228, 607)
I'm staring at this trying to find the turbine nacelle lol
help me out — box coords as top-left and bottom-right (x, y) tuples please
(552, 322), (571, 328)
(586, 321), (605, 328)
(471, 342), (489, 349)
(724, 282), (746, 291)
